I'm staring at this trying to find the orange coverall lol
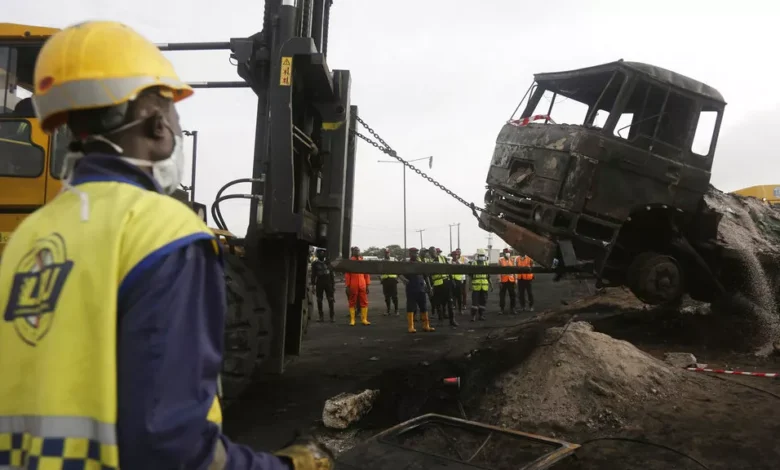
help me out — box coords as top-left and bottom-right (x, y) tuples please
(345, 256), (371, 325)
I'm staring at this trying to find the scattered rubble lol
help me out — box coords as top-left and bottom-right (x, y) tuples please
(322, 389), (380, 429)
(663, 352), (697, 368)
(478, 322), (685, 432)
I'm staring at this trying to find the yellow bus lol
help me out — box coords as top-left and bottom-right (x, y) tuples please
(731, 185), (780, 205)
(0, 23), (71, 256)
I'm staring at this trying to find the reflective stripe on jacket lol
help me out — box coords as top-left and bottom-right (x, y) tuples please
(499, 257), (515, 282)
(426, 255), (449, 286)
(451, 258), (466, 281)
(471, 261), (489, 291)
(516, 256), (534, 280)
(380, 259), (398, 280)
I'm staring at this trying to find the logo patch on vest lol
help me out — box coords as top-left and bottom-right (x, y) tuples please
(3, 233), (74, 346)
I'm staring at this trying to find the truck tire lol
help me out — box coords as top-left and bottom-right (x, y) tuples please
(221, 252), (272, 404)
(626, 251), (685, 305)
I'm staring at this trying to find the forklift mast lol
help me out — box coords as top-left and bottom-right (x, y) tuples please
(227, 0), (356, 373)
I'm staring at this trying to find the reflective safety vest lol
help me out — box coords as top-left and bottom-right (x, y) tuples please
(450, 258), (465, 281)
(498, 257), (516, 282)
(471, 261), (489, 291)
(516, 256), (534, 280)
(380, 259), (397, 280)
(0, 181), (223, 469)
(426, 255), (449, 286)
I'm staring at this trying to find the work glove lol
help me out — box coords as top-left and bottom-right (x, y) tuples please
(275, 435), (334, 470)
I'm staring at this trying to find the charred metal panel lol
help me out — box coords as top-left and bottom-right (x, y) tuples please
(480, 212), (558, 267)
(557, 153), (597, 211)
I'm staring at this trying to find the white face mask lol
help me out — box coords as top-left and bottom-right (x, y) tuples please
(504, 253), (509, 258)
(121, 132), (184, 195)
(60, 113), (185, 195)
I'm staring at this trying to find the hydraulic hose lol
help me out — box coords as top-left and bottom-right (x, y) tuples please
(210, 178), (262, 232)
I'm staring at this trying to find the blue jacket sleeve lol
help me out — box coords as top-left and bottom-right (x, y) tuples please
(117, 240), (293, 470)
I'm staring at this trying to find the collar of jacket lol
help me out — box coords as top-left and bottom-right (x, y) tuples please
(70, 153), (163, 193)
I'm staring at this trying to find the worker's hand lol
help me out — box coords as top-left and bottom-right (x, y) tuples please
(275, 436), (334, 470)
(366, 287), (370, 294)
(345, 287), (350, 297)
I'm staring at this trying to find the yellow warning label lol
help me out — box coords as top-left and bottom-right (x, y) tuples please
(280, 56), (293, 87)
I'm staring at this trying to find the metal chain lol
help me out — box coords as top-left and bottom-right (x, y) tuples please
(352, 115), (485, 216)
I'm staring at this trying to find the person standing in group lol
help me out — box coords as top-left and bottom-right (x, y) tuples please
(456, 248), (468, 309)
(450, 250), (466, 315)
(310, 248), (336, 322)
(380, 248), (399, 316)
(498, 248), (517, 315)
(345, 246), (371, 326)
(426, 246), (458, 328)
(515, 251), (535, 312)
(399, 248), (435, 333)
(469, 249), (492, 321)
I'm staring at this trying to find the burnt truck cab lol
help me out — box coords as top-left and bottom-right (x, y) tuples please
(482, 60), (726, 304)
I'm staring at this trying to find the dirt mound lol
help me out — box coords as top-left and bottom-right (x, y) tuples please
(705, 187), (780, 352)
(478, 321), (685, 432)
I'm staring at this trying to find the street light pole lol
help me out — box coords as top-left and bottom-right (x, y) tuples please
(378, 156), (433, 254)
(402, 165), (407, 253)
(183, 129), (198, 202)
(416, 229), (425, 248)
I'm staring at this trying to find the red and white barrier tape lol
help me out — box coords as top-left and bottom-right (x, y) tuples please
(686, 367), (779, 378)
(508, 114), (556, 127)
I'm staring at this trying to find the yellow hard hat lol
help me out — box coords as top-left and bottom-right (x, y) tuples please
(32, 20), (193, 133)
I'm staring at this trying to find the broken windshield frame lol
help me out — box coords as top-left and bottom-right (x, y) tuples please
(510, 67), (724, 161)
(513, 69), (627, 132)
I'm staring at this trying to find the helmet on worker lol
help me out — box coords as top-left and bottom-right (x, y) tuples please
(32, 20), (193, 194)
(409, 247), (419, 261)
(316, 248), (327, 260)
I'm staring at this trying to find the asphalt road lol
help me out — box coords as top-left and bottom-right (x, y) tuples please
(224, 274), (593, 451)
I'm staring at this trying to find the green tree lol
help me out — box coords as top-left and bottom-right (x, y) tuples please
(362, 246), (382, 257)
(385, 244), (405, 260)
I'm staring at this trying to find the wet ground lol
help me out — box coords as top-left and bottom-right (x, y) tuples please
(224, 277), (780, 469)
(225, 274), (592, 449)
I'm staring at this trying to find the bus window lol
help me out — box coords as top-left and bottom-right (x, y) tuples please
(0, 119), (45, 177)
(50, 125), (73, 178)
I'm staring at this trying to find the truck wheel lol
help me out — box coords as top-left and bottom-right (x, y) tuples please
(221, 252), (272, 405)
(627, 251), (685, 305)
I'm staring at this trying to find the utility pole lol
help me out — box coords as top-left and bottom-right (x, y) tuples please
(455, 223), (461, 250)
(416, 229), (425, 248)
(486, 233), (494, 263)
(448, 224), (454, 253)
(378, 156), (433, 255)
(182, 130), (198, 202)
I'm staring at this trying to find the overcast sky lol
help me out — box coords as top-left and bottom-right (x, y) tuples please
(9, 1), (780, 254)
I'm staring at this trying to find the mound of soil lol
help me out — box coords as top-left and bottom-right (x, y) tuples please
(705, 188), (780, 352)
(478, 321), (685, 433)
